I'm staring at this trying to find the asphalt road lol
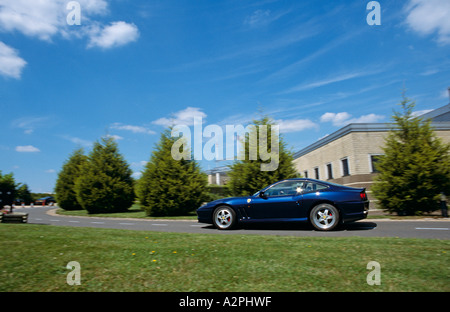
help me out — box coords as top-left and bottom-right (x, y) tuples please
(11, 206), (450, 240)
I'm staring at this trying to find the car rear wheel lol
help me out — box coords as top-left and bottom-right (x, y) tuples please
(213, 206), (236, 230)
(310, 203), (339, 231)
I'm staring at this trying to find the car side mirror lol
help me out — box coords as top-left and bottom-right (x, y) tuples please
(259, 191), (267, 199)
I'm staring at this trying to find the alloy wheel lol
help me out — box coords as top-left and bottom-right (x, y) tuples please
(310, 204), (339, 231)
(213, 207), (235, 230)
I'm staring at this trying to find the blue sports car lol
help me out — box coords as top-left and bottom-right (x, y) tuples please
(197, 178), (369, 231)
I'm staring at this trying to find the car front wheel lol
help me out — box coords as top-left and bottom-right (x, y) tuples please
(213, 206), (236, 230)
(310, 203), (339, 231)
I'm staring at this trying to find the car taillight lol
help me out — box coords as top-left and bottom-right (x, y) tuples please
(360, 191), (367, 201)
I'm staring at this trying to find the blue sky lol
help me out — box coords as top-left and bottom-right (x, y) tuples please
(0, 0), (449, 193)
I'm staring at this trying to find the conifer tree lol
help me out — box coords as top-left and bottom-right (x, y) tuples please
(0, 171), (16, 206)
(136, 129), (208, 216)
(227, 115), (299, 196)
(74, 137), (134, 213)
(55, 148), (88, 210)
(372, 93), (450, 215)
(16, 183), (33, 205)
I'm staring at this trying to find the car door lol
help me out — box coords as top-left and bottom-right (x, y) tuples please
(245, 181), (304, 220)
(298, 181), (330, 214)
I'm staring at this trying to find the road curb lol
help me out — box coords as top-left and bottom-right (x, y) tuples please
(47, 208), (197, 222)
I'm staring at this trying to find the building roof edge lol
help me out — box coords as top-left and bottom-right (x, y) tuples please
(293, 121), (450, 159)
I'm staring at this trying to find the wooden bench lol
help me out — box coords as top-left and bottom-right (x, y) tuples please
(0, 206), (28, 223)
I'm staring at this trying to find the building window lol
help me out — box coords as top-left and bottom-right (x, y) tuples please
(326, 163), (333, 180)
(341, 158), (350, 176)
(314, 167), (320, 180)
(370, 154), (383, 173)
(303, 170), (308, 178)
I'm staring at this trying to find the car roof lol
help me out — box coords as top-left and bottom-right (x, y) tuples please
(282, 178), (345, 188)
(284, 178), (328, 183)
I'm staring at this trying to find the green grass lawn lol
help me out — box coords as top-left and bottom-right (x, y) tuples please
(0, 224), (448, 292)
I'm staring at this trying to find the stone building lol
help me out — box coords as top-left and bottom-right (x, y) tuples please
(293, 102), (450, 202)
(206, 166), (230, 186)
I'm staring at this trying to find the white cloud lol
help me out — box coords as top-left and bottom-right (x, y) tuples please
(131, 160), (148, 168)
(405, 0), (450, 44)
(11, 116), (52, 134)
(412, 109), (433, 117)
(153, 107), (207, 127)
(244, 9), (271, 27)
(130, 160), (148, 179)
(0, 0), (63, 41)
(0, 0), (108, 41)
(62, 135), (92, 147)
(87, 21), (139, 49)
(0, 41), (26, 79)
(274, 119), (319, 133)
(15, 145), (40, 152)
(132, 172), (142, 179)
(110, 123), (155, 135)
(0, 0), (138, 49)
(0, 1), (135, 76)
(244, 9), (290, 28)
(281, 70), (380, 94)
(105, 134), (123, 141)
(320, 112), (384, 127)
(351, 113), (385, 124)
(320, 112), (352, 126)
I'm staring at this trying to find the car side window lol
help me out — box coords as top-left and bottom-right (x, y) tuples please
(264, 181), (304, 197)
(300, 182), (328, 193)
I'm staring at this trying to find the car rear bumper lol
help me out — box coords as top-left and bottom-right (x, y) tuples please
(340, 201), (369, 223)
